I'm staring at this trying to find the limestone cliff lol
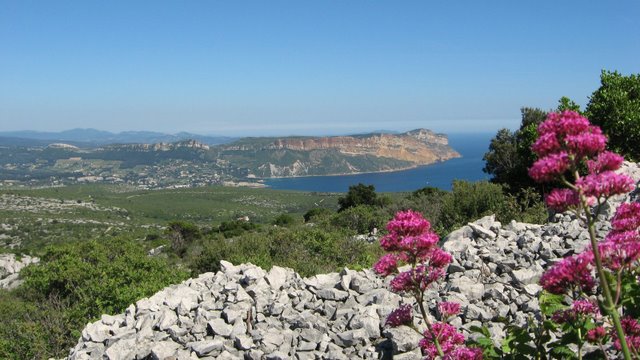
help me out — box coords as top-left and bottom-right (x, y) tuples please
(219, 129), (461, 178)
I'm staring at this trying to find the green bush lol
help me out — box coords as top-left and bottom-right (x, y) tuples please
(331, 205), (390, 234)
(218, 219), (260, 238)
(272, 213), (298, 227)
(586, 70), (640, 160)
(338, 183), (390, 211)
(12, 237), (189, 357)
(191, 225), (381, 277)
(303, 207), (333, 222)
(165, 220), (201, 256)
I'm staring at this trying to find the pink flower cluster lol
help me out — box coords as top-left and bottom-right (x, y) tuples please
(374, 210), (452, 292)
(386, 303), (413, 327)
(615, 317), (640, 351)
(598, 203), (640, 271)
(420, 322), (482, 360)
(586, 326), (607, 344)
(375, 211), (476, 358)
(551, 299), (600, 324)
(438, 301), (461, 319)
(539, 252), (596, 294)
(528, 111), (635, 211)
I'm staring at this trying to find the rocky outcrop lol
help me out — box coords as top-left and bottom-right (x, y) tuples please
(0, 253), (39, 290)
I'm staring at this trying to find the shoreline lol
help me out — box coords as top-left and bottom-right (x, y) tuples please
(256, 156), (461, 181)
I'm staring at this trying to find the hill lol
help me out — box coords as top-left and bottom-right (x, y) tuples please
(0, 129), (460, 188)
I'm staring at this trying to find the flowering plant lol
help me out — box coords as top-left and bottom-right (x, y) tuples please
(529, 111), (639, 359)
(374, 210), (483, 359)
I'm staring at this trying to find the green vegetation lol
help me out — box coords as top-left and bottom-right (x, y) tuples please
(338, 183), (391, 211)
(586, 70), (640, 160)
(1, 237), (188, 359)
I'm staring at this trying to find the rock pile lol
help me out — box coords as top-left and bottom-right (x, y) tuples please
(0, 253), (39, 289)
(67, 163), (640, 359)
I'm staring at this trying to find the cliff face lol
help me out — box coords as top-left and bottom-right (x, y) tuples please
(220, 129), (461, 178)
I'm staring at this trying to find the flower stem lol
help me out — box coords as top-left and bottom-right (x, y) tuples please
(582, 197), (632, 360)
(416, 290), (444, 357)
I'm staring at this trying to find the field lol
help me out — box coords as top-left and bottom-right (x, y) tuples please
(0, 184), (342, 253)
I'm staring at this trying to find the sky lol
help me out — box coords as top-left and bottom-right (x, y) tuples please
(0, 1), (638, 136)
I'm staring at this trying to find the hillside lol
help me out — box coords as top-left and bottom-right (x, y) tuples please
(0, 129), (460, 188)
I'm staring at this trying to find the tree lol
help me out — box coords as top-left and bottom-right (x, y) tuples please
(586, 70), (640, 160)
(165, 221), (201, 255)
(483, 107), (547, 192)
(338, 183), (387, 211)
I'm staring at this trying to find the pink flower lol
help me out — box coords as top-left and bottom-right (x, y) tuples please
(614, 317), (640, 351)
(529, 152), (571, 183)
(598, 238), (640, 271)
(551, 300), (599, 324)
(386, 210), (431, 237)
(586, 326), (606, 344)
(538, 111), (591, 138)
(587, 151), (624, 174)
(438, 301), (461, 318)
(380, 233), (400, 252)
(611, 203), (640, 232)
(532, 132), (561, 157)
(572, 299), (600, 316)
(576, 171), (635, 198)
(430, 248), (453, 268)
(420, 322), (465, 359)
(545, 188), (581, 212)
(398, 232), (439, 258)
(564, 128), (607, 157)
(390, 270), (414, 292)
(386, 304), (413, 327)
(444, 347), (484, 360)
(539, 253), (596, 294)
(373, 254), (398, 276)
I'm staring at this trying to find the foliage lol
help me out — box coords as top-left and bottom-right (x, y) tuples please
(217, 219), (260, 238)
(272, 213), (298, 227)
(337, 183), (390, 211)
(303, 207), (333, 222)
(483, 108), (547, 192)
(166, 220), (201, 255)
(331, 205), (390, 234)
(586, 70), (640, 160)
(191, 225), (380, 277)
(4, 237), (188, 358)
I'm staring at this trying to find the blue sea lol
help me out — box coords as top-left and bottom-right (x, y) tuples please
(263, 133), (493, 192)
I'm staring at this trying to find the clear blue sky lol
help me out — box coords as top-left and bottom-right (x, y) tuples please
(1, 1), (638, 136)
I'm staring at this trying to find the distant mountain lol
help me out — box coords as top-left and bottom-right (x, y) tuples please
(0, 129), (236, 146)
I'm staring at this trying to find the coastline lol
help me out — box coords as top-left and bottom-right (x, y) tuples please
(256, 154), (462, 181)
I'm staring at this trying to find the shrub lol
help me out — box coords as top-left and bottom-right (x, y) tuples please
(331, 204), (390, 234)
(272, 213), (298, 227)
(12, 237), (188, 357)
(586, 70), (640, 160)
(303, 207), (333, 222)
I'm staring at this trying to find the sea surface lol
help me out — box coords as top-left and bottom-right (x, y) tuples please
(263, 133), (494, 192)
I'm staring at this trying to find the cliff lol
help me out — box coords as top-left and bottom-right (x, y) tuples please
(219, 129), (461, 178)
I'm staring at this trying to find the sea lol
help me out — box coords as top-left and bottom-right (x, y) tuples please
(263, 133), (494, 192)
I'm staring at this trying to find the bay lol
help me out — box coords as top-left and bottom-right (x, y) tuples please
(264, 132), (494, 192)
